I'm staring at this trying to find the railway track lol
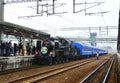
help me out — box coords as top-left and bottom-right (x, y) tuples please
(0, 54), (111, 83)
(80, 55), (115, 83)
(6, 59), (96, 83)
(0, 57), (95, 75)
(0, 56), (98, 75)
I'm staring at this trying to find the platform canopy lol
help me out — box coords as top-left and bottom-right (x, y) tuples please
(0, 21), (50, 40)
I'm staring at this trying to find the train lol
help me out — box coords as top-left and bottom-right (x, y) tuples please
(34, 36), (107, 65)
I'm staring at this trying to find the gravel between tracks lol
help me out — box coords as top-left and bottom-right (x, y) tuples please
(39, 55), (111, 83)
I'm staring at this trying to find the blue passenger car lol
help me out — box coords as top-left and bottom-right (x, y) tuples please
(71, 42), (93, 58)
(71, 42), (107, 58)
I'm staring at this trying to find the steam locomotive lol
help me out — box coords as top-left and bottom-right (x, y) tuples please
(34, 37), (107, 65)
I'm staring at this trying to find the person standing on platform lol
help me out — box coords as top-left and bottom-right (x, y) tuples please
(96, 51), (99, 60)
(14, 43), (18, 56)
(0, 41), (2, 55)
(1, 42), (6, 56)
(18, 43), (23, 55)
(26, 43), (30, 55)
(32, 46), (36, 55)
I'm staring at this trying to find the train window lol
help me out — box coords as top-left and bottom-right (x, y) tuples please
(83, 47), (91, 51)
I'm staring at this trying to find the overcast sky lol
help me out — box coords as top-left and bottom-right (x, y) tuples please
(4, 0), (120, 37)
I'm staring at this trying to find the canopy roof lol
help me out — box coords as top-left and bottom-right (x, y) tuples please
(0, 21), (50, 39)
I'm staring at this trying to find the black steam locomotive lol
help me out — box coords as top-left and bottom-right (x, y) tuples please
(34, 37), (72, 65)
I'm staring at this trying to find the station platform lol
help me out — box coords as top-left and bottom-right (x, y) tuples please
(0, 55), (35, 71)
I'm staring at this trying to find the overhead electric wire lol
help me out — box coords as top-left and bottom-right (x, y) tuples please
(96, 0), (109, 35)
(4, 0), (49, 4)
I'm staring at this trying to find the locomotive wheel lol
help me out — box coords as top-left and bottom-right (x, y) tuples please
(58, 59), (62, 64)
(58, 56), (62, 64)
(54, 61), (58, 65)
(53, 57), (58, 65)
(61, 57), (65, 63)
(65, 57), (69, 62)
(48, 57), (53, 65)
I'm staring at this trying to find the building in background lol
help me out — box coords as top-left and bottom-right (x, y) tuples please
(90, 33), (97, 46)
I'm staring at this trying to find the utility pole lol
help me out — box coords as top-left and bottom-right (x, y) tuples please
(0, 0), (4, 21)
(53, 0), (55, 14)
(117, 9), (120, 52)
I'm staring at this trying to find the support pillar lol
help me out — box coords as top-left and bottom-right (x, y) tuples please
(29, 39), (33, 47)
(0, 32), (2, 42)
(0, 0), (4, 21)
(0, 32), (2, 55)
(117, 9), (120, 52)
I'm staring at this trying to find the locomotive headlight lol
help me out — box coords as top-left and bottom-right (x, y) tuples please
(50, 51), (53, 55)
(41, 47), (48, 54)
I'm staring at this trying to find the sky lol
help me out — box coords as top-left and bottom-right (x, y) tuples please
(3, 0), (120, 37)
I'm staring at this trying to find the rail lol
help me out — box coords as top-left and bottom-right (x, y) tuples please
(102, 59), (114, 83)
(80, 55), (114, 83)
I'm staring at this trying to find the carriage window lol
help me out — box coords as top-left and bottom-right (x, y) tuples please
(83, 47), (91, 51)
